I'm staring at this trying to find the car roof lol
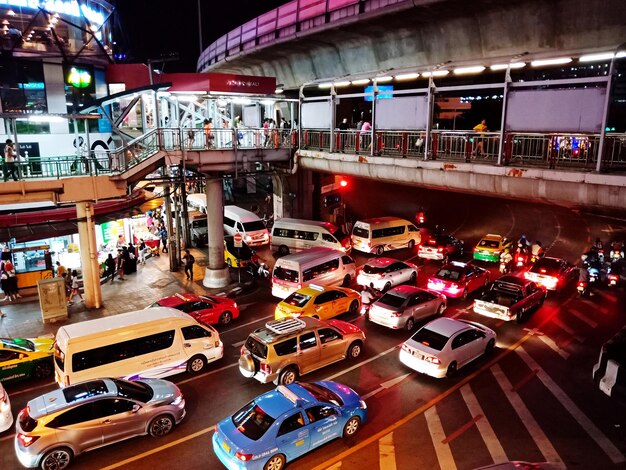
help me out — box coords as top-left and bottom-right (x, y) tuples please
(387, 285), (426, 297)
(365, 257), (399, 267)
(482, 234), (504, 241)
(28, 378), (117, 419)
(422, 317), (471, 336)
(254, 383), (313, 417)
(294, 285), (333, 297)
(156, 293), (201, 307)
(252, 317), (322, 343)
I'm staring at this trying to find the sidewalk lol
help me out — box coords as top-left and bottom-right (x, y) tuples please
(0, 247), (253, 339)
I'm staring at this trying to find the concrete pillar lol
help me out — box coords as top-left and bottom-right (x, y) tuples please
(203, 176), (229, 288)
(76, 202), (102, 309)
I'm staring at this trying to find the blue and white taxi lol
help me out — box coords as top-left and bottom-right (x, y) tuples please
(212, 381), (367, 470)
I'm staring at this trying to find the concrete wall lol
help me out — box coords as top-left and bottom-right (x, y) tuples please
(298, 150), (626, 210)
(205, 0), (626, 89)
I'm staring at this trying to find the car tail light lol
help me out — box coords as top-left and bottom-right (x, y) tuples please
(577, 281), (586, 288)
(401, 343), (411, 352)
(391, 310), (404, 317)
(517, 256), (524, 262)
(235, 452), (253, 462)
(64, 376), (70, 387)
(438, 247), (443, 252)
(609, 274), (618, 281)
(0, 388), (5, 403)
(493, 250), (501, 256)
(540, 268), (547, 273)
(240, 345), (246, 355)
(17, 433), (39, 448)
(474, 248), (479, 252)
(260, 363), (272, 374)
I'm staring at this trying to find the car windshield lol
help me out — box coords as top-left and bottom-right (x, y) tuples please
(192, 219), (208, 229)
(530, 258), (561, 273)
(363, 264), (386, 275)
(243, 220), (266, 232)
(283, 292), (311, 308)
(297, 382), (344, 406)
(352, 226), (369, 238)
(379, 293), (406, 309)
(478, 239), (500, 248)
(112, 378), (154, 403)
(435, 268), (462, 281)
(1, 338), (35, 352)
(274, 266), (299, 283)
(232, 402), (275, 441)
(410, 327), (449, 351)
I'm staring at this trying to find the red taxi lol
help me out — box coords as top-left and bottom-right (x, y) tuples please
(427, 261), (490, 299)
(151, 293), (240, 325)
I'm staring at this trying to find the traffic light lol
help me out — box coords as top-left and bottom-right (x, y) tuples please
(339, 178), (348, 188)
(324, 194), (341, 208)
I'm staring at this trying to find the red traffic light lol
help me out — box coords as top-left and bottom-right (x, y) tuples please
(339, 179), (348, 188)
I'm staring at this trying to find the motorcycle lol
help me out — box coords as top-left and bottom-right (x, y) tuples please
(607, 272), (619, 288)
(515, 253), (528, 269)
(499, 260), (512, 275)
(610, 250), (624, 263)
(577, 280), (588, 296)
(359, 288), (382, 316)
(247, 259), (270, 279)
(588, 266), (601, 284)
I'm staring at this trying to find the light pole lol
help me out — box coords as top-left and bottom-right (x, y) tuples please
(197, 0), (203, 55)
(596, 42), (626, 172)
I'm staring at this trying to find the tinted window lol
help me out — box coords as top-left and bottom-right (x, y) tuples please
(322, 233), (336, 243)
(410, 327), (449, 351)
(283, 292), (312, 308)
(379, 292), (406, 309)
(478, 239), (500, 248)
(274, 337), (298, 357)
(274, 266), (299, 283)
(408, 224), (419, 232)
(112, 379), (154, 403)
(297, 382), (344, 406)
(306, 405), (338, 423)
(48, 403), (95, 428)
(435, 268), (463, 281)
(299, 332), (317, 351)
(192, 219), (207, 229)
(71, 331), (176, 372)
(223, 217), (235, 227)
(314, 292), (335, 305)
(303, 258), (340, 282)
(245, 337), (268, 359)
(236, 222), (244, 232)
(54, 343), (65, 372)
(0, 351), (20, 361)
(243, 220), (266, 232)
(232, 402), (275, 441)
(62, 380), (109, 403)
(373, 225), (406, 238)
(530, 258), (562, 273)
(318, 328), (341, 344)
(352, 227), (369, 238)
(182, 325), (212, 340)
(277, 412), (305, 436)
(91, 398), (135, 419)
(363, 264), (385, 275)
(452, 331), (475, 349)
(341, 255), (354, 265)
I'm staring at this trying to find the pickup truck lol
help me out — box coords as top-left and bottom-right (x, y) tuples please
(473, 275), (546, 323)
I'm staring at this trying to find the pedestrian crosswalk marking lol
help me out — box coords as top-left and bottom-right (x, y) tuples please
(536, 334), (571, 360)
(460, 384), (508, 463)
(551, 316), (585, 342)
(379, 432), (396, 470)
(424, 407), (457, 470)
(516, 347), (625, 464)
(490, 364), (565, 467)
(568, 308), (598, 328)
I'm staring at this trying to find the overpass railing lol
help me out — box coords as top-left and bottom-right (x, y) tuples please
(1, 127), (294, 181)
(301, 129), (626, 171)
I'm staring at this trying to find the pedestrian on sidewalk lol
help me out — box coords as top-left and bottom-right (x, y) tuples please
(183, 250), (195, 281)
(138, 239), (147, 265)
(55, 261), (67, 278)
(116, 249), (125, 281)
(68, 270), (83, 304)
(105, 253), (116, 282)
(160, 226), (168, 253)
(62, 272), (71, 302)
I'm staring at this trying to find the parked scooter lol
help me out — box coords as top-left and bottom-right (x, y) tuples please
(247, 259), (270, 279)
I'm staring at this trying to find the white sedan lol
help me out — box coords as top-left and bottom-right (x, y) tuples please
(399, 317), (496, 378)
(357, 257), (418, 291)
(0, 382), (12, 433)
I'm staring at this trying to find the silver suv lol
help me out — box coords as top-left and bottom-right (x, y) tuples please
(238, 317), (366, 386)
(15, 378), (185, 469)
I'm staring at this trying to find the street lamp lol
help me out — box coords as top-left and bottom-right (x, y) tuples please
(596, 41), (626, 173)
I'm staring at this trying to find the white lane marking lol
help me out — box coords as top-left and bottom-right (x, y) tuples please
(504, 204), (515, 238)
(176, 362), (238, 385)
(6, 381), (55, 397)
(547, 210), (562, 251)
(323, 345), (398, 382)
(362, 372), (412, 400)
(581, 300), (609, 315)
(536, 334), (571, 360)
(517, 346), (625, 464)
(379, 432), (397, 470)
(599, 360), (620, 396)
(550, 317), (585, 342)
(568, 309), (598, 328)
(220, 314), (273, 334)
(448, 208), (470, 236)
(424, 407), (457, 470)
(491, 364), (565, 467)
(231, 340), (246, 348)
(326, 462), (342, 470)
(460, 384), (509, 464)
(0, 434), (13, 442)
(450, 306), (472, 319)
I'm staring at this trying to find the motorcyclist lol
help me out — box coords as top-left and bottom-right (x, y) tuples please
(415, 207), (425, 225)
(610, 239), (624, 261)
(517, 234), (531, 252)
(593, 237), (604, 251)
(433, 224), (445, 236)
(531, 240), (544, 260)
(500, 248), (513, 273)
(360, 282), (378, 309)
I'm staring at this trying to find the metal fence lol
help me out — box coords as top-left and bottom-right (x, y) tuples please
(301, 128), (626, 171)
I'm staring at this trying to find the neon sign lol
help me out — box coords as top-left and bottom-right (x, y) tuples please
(0, 1), (106, 26)
(68, 67), (91, 88)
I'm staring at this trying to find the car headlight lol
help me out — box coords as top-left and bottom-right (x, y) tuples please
(171, 395), (183, 406)
(360, 400), (367, 409)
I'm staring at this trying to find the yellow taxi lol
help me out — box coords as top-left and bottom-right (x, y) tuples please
(274, 285), (361, 321)
(224, 236), (256, 268)
(473, 233), (513, 263)
(0, 337), (54, 383)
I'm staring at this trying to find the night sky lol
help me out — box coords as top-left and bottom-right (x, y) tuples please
(111, 1), (287, 72)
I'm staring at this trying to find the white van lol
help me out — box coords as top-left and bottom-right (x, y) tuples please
(271, 247), (356, 298)
(271, 218), (351, 255)
(53, 307), (223, 387)
(224, 205), (270, 246)
(189, 210), (208, 247)
(351, 216), (421, 255)
(187, 193), (207, 213)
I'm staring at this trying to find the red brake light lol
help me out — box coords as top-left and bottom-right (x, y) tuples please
(391, 310), (404, 317)
(423, 356), (441, 364)
(474, 248), (479, 252)
(438, 247), (443, 252)
(260, 363), (272, 374)
(609, 274), (618, 281)
(235, 452), (253, 462)
(65, 376), (70, 386)
(240, 345), (246, 355)
(540, 268), (547, 273)
(578, 281), (586, 287)
(401, 343), (411, 352)
(517, 256), (524, 262)
(17, 433), (39, 448)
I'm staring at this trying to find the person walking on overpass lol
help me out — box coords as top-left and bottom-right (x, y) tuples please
(472, 119), (488, 159)
(3, 139), (19, 182)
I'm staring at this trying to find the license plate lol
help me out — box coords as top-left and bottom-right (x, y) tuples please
(221, 440), (231, 453)
(482, 251), (490, 254)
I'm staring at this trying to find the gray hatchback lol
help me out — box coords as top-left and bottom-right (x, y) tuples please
(15, 378), (185, 470)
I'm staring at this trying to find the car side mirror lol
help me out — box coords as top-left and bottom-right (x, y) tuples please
(132, 404), (141, 413)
